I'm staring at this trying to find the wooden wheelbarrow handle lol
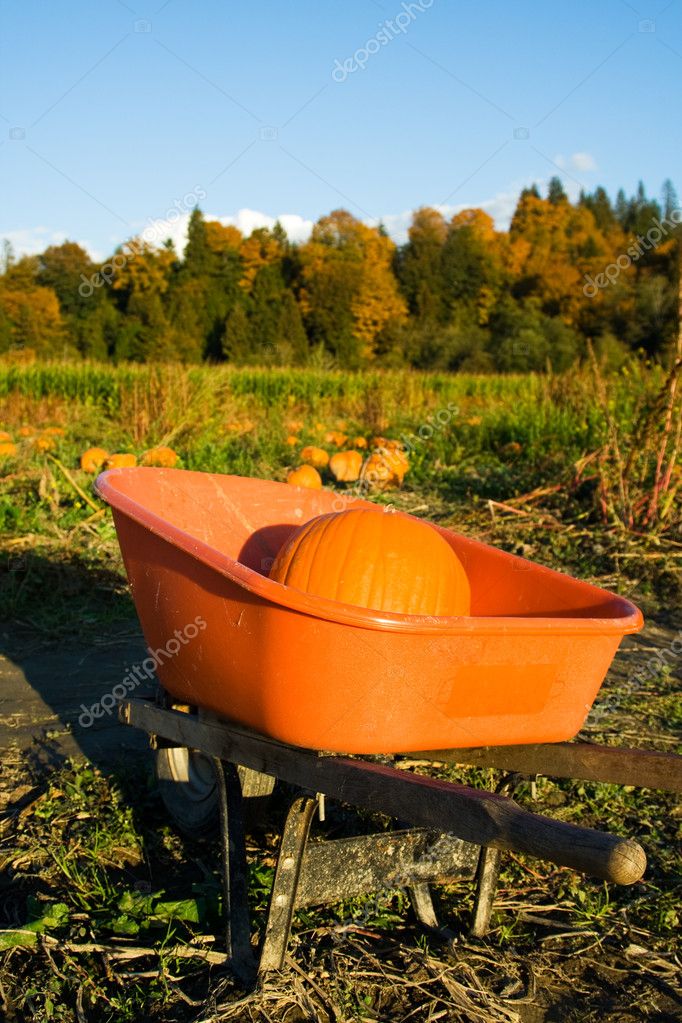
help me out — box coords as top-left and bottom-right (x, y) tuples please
(321, 758), (646, 886)
(120, 700), (647, 886)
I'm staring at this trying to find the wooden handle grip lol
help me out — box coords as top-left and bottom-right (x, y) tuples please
(481, 801), (647, 884)
(325, 759), (647, 885)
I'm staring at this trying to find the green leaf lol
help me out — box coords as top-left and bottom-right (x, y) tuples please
(0, 929), (39, 950)
(151, 897), (205, 924)
(110, 914), (140, 936)
(24, 900), (70, 933)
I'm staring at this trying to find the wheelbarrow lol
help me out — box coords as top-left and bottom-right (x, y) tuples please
(96, 468), (681, 982)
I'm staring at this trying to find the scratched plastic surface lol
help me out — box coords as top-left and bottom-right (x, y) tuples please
(96, 469), (643, 753)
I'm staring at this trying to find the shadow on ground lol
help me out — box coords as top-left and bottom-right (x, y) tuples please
(0, 551), (153, 785)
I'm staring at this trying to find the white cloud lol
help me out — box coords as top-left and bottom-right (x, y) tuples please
(1, 227), (102, 261)
(571, 151), (597, 172)
(222, 209), (314, 243)
(554, 152), (597, 173)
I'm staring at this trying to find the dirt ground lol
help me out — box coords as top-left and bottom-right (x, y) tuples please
(0, 620), (151, 775)
(0, 613), (680, 1022)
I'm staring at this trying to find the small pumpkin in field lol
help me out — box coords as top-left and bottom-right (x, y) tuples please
(270, 507), (470, 617)
(361, 447), (409, 490)
(18, 426), (34, 438)
(324, 430), (348, 448)
(105, 453), (138, 469)
(80, 447), (109, 474)
(34, 435), (55, 452)
(141, 446), (179, 468)
(226, 419), (254, 434)
(285, 435), (299, 447)
(287, 465), (322, 489)
(0, 431), (13, 442)
(0, 441), (18, 457)
(300, 446), (329, 469)
(501, 441), (522, 457)
(351, 436), (368, 449)
(329, 449), (363, 483)
(43, 427), (66, 437)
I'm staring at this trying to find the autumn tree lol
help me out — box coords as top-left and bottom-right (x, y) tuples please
(110, 241), (176, 360)
(299, 210), (407, 366)
(0, 257), (65, 355)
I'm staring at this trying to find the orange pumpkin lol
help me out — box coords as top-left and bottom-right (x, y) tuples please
(351, 436), (368, 449)
(18, 426), (34, 438)
(105, 453), (138, 469)
(286, 419), (304, 433)
(502, 441), (522, 457)
(43, 427), (66, 437)
(287, 465), (322, 489)
(300, 445), (329, 469)
(226, 419), (254, 434)
(324, 430), (348, 447)
(34, 435), (55, 452)
(0, 431), (13, 442)
(0, 441), (18, 457)
(141, 446), (179, 468)
(361, 447), (409, 489)
(80, 447), (109, 474)
(329, 449), (363, 482)
(285, 435), (299, 447)
(270, 507), (470, 616)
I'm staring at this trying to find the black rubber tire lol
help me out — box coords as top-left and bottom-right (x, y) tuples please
(153, 692), (275, 837)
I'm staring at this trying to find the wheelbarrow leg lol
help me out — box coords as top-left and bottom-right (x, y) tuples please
(213, 758), (256, 985)
(407, 882), (440, 930)
(470, 845), (502, 937)
(259, 795), (318, 974)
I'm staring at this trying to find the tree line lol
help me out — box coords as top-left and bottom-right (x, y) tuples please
(1, 177), (679, 371)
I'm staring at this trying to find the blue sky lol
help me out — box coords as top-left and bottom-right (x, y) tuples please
(1, 0), (680, 260)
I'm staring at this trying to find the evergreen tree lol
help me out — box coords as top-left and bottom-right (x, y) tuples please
(277, 291), (308, 363)
(547, 177), (568, 205)
(222, 302), (253, 362)
(579, 186), (615, 233)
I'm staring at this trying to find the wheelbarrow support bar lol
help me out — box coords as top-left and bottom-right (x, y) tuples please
(120, 699), (646, 886)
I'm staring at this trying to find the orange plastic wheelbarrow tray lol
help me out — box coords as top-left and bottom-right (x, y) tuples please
(96, 468), (643, 754)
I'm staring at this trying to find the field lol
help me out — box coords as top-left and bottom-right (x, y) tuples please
(0, 359), (680, 1022)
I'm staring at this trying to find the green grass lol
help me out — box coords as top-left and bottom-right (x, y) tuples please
(0, 358), (680, 1019)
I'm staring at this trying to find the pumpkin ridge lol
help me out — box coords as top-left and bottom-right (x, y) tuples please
(306, 515), (336, 595)
(334, 507), (370, 605)
(270, 506), (470, 617)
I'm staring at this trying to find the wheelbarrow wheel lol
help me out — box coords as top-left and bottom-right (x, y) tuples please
(154, 696), (274, 838)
